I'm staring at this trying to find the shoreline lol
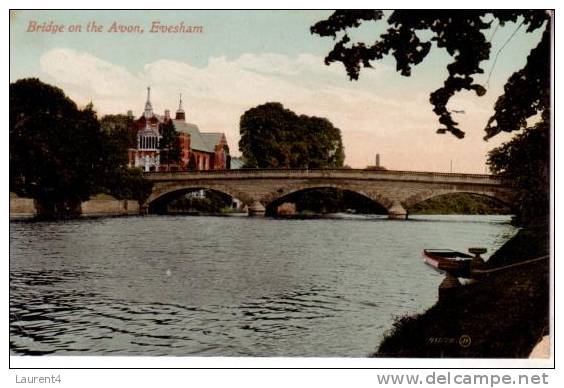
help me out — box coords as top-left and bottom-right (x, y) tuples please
(10, 197), (139, 220)
(373, 224), (549, 358)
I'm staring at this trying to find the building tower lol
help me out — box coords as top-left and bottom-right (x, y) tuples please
(175, 93), (186, 121)
(144, 86), (153, 118)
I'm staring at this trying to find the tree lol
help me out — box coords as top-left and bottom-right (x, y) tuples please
(10, 78), (108, 217)
(487, 112), (549, 224)
(239, 102), (345, 168)
(100, 114), (136, 165)
(311, 10), (549, 139)
(102, 167), (153, 203)
(300, 115), (345, 167)
(10, 79), (153, 214)
(159, 119), (182, 169)
(311, 10), (551, 224)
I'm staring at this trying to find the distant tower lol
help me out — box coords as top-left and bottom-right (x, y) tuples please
(144, 87), (153, 118)
(175, 93), (186, 121)
(375, 154), (381, 168)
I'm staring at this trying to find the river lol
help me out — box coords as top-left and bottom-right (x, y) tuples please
(10, 214), (516, 357)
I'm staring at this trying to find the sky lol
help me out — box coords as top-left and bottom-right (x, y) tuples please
(9, 10), (545, 172)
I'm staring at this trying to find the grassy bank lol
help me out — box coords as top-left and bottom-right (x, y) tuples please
(373, 225), (549, 358)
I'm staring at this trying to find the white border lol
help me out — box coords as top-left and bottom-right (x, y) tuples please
(3, 0), (559, 379)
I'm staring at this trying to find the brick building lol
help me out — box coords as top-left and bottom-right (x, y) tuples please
(128, 87), (230, 172)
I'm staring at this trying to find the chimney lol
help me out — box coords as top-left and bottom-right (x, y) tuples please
(164, 109), (170, 120)
(375, 154), (380, 168)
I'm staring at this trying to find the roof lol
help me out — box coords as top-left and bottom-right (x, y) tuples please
(172, 120), (210, 152)
(134, 112), (226, 153)
(201, 133), (225, 150)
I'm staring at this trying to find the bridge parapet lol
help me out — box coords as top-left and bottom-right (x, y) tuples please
(144, 168), (506, 186)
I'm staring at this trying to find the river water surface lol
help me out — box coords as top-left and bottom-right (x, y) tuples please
(10, 214), (516, 357)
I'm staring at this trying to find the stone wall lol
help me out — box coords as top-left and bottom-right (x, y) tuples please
(81, 199), (139, 217)
(9, 198), (37, 218)
(10, 197), (139, 218)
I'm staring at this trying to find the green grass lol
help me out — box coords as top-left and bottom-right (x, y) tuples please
(90, 193), (118, 200)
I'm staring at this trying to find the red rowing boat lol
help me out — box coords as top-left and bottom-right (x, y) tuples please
(422, 249), (473, 276)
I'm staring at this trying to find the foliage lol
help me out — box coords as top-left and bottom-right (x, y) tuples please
(10, 79), (153, 215)
(311, 10), (549, 138)
(239, 102), (345, 168)
(99, 166), (153, 203)
(10, 78), (108, 216)
(409, 193), (511, 215)
(99, 114), (136, 167)
(159, 119), (182, 167)
(487, 115), (550, 224)
(169, 190), (232, 213)
(270, 188), (387, 216)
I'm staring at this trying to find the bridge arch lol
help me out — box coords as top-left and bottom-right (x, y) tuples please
(260, 183), (396, 216)
(145, 182), (254, 214)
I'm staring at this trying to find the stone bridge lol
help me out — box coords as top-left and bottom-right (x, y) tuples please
(142, 169), (515, 218)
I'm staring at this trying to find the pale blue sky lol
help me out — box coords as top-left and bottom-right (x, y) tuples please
(9, 10), (545, 171)
(11, 10), (337, 75)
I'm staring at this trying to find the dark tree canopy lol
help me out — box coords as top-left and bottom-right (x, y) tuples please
(239, 102), (345, 168)
(10, 79), (152, 216)
(311, 10), (550, 139)
(487, 110), (549, 224)
(100, 114), (136, 168)
(10, 78), (107, 215)
(159, 119), (182, 168)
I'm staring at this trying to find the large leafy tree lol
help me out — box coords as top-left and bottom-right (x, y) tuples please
(312, 10), (551, 223)
(10, 78), (108, 217)
(239, 102), (345, 168)
(10, 79), (152, 216)
(159, 119), (182, 169)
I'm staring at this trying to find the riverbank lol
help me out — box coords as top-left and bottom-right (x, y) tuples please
(373, 224), (549, 358)
(10, 195), (139, 219)
(409, 193), (511, 215)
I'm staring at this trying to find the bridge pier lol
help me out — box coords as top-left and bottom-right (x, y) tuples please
(387, 200), (408, 220)
(248, 202), (266, 217)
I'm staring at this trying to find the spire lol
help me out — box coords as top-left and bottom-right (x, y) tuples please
(178, 93), (184, 112)
(144, 86), (153, 118)
(175, 92), (186, 121)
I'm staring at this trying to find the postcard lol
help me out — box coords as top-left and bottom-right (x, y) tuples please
(8, 9), (553, 372)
